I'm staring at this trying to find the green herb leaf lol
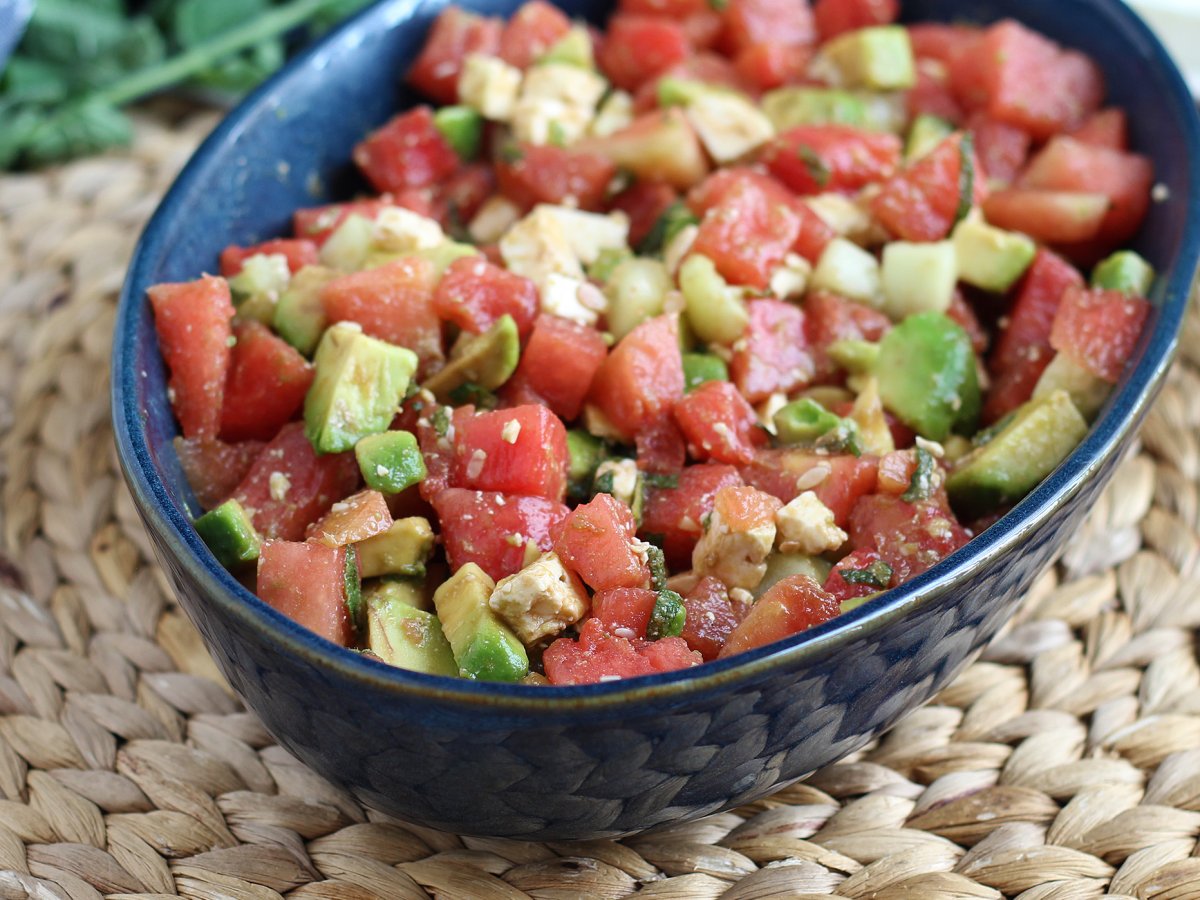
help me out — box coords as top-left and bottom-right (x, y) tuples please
(954, 131), (975, 228)
(22, 98), (132, 166)
(499, 141), (524, 164)
(841, 559), (893, 589)
(902, 446), (938, 502)
(638, 200), (699, 256)
(646, 545), (669, 593)
(593, 470), (616, 497)
(448, 381), (497, 409)
(797, 144), (831, 188)
(647, 589), (686, 640)
(643, 472), (679, 490)
(432, 406), (451, 437)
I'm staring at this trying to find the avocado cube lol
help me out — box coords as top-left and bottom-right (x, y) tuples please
(304, 322), (419, 454)
(679, 254), (749, 345)
(193, 499), (261, 570)
(366, 594), (457, 676)
(906, 114), (955, 162)
(762, 87), (870, 131)
(755, 553), (832, 600)
(811, 238), (882, 307)
(1092, 250), (1156, 296)
(566, 429), (606, 501)
(411, 241), (481, 277)
(422, 314), (520, 404)
(274, 265), (335, 356)
(877, 312), (981, 441)
(357, 517), (436, 579)
(587, 247), (634, 282)
(827, 339), (879, 376)
(682, 352), (729, 392)
(774, 398), (842, 445)
(881, 241), (957, 319)
(364, 577), (430, 611)
(605, 258), (673, 341)
(1032, 353), (1111, 421)
(537, 24), (595, 69)
(433, 105), (484, 161)
(822, 26), (916, 91)
(434, 563), (529, 682)
(342, 544), (365, 637)
(953, 216), (1037, 294)
(228, 253), (290, 325)
(355, 430), (426, 494)
(948, 389), (1088, 519)
(319, 213), (375, 272)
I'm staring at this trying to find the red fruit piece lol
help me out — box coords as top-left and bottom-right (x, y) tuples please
(555, 493), (651, 592)
(432, 488), (569, 582)
(433, 256), (539, 337)
(353, 107), (460, 194)
(257, 541), (354, 646)
(719, 575), (840, 658)
(220, 321), (313, 443)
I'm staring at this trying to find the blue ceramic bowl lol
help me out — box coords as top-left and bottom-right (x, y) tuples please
(113, 0), (1200, 840)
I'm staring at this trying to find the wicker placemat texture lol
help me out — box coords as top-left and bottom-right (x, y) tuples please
(1, 111), (1200, 900)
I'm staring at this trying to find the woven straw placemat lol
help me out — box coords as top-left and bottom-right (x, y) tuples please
(2, 109), (1200, 900)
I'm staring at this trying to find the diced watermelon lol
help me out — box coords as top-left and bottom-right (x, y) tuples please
(320, 257), (443, 374)
(848, 493), (970, 584)
(498, 0), (571, 68)
(496, 144), (618, 212)
(590, 587), (658, 639)
(871, 132), (987, 242)
(588, 314), (685, 439)
(219, 239), (319, 277)
(907, 23), (979, 66)
(907, 65), (964, 124)
(636, 416), (689, 475)
(598, 15), (692, 91)
(762, 125), (902, 196)
(307, 489), (393, 547)
(949, 20), (1104, 140)
(804, 290), (892, 383)
(257, 541), (354, 646)
(504, 314), (608, 422)
(673, 380), (767, 465)
(542, 618), (700, 685)
(220, 321), (313, 443)
(982, 189), (1110, 245)
(691, 178), (802, 290)
(1070, 108), (1128, 151)
(292, 197), (394, 247)
(719, 574), (841, 658)
(946, 289), (989, 357)
(407, 6), (503, 105)
(719, 0), (815, 54)
(740, 449), (878, 525)
(555, 493), (651, 591)
(824, 548), (889, 600)
(432, 488), (569, 582)
(734, 41), (811, 92)
(814, 0), (898, 41)
(966, 112), (1031, 185)
(353, 107), (460, 194)
(1049, 285), (1151, 383)
(233, 423), (361, 542)
(609, 180), (679, 250)
(415, 405), (473, 502)
(681, 575), (746, 660)
(175, 437), (265, 511)
(452, 405), (569, 501)
(640, 463), (743, 568)
(1020, 136), (1153, 253)
(433, 256), (539, 337)
(731, 299), (814, 403)
(149, 275), (236, 440)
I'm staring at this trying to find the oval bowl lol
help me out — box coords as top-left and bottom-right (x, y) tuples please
(113, 0), (1200, 840)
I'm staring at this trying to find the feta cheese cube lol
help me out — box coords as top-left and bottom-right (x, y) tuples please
(692, 503), (776, 591)
(535, 204), (630, 265)
(489, 551), (589, 644)
(458, 54), (522, 121)
(541, 273), (607, 326)
(591, 89), (634, 137)
(499, 207), (584, 285)
(468, 196), (522, 245)
(594, 458), (641, 510)
(512, 63), (608, 147)
(373, 206), (445, 254)
(521, 63), (608, 109)
(769, 252), (812, 301)
(684, 92), (775, 163)
(775, 492), (848, 555)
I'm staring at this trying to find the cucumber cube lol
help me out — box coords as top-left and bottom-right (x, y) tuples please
(881, 240), (958, 319)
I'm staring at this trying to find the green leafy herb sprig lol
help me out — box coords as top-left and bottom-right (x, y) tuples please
(0, 0), (370, 169)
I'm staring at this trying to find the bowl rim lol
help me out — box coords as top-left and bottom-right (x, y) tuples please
(112, 0), (1200, 712)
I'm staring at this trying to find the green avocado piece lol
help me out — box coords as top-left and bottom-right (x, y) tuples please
(656, 77), (740, 108)
(357, 517), (436, 580)
(646, 590), (686, 640)
(566, 429), (606, 501)
(762, 86), (870, 131)
(877, 312), (981, 441)
(343, 545), (365, 638)
(605, 258), (672, 341)
(906, 114), (954, 162)
(434, 563), (529, 682)
(433, 105), (484, 161)
(823, 25), (915, 91)
(1092, 250), (1156, 295)
(228, 253), (290, 325)
(754, 553), (833, 600)
(679, 254), (749, 345)
(366, 593), (457, 676)
(953, 216), (1037, 294)
(947, 389), (1088, 519)
(422, 314), (520, 403)
(537, 25), (595, 69)
(363, 576), (430, 611)
(304, 322), (419, 454)
(827, 339), (879, 376)
(587, 247), (634, 283)
(774, 398), (862, 455)
(194, 499), (261, 570)
(682, 352), (729, 392)
(1032, 353), (1111, 421)
(273, 265), (335, 357)
(355, 430), (427, 494)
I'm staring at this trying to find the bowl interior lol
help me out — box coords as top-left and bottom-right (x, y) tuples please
(113, 0), (1200, 703)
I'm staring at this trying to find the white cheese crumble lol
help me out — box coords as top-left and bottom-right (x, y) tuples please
(458, 54), (522, 121)
(268, 472), (291, 502)
(692, 501), (776, 591)
(501, 419), (522, 444)
(466, 449), (488, 480)
(684, 92), (775, 164)
(372, 206), (445, 253)
(489, 551), (589, 644)
(775, 491), (847, 555)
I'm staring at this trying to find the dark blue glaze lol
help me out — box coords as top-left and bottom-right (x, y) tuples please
(112, 0), (1200, 839)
